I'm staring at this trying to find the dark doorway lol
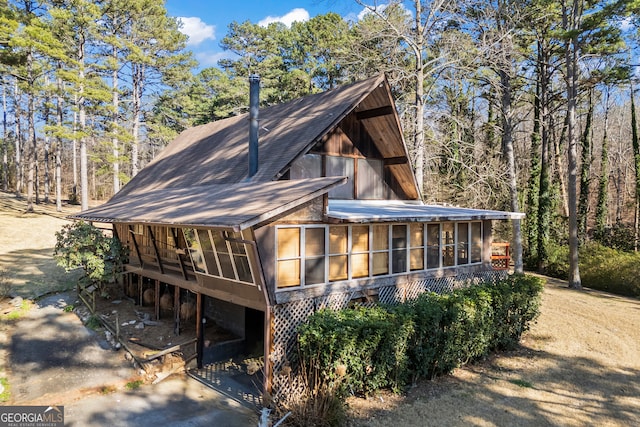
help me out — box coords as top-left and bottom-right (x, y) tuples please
(244, 307), (264, 357)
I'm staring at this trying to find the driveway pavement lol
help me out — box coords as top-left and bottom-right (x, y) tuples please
(6, 292), (257, 426)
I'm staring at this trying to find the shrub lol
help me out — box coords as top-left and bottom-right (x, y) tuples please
(54, 221), (127, 294)
(272, 355), (347, 427)
(294, 275), (544, 399)
(487, 274), (544, 350)
(580, 243), (640, 297)
(297, 305), (412, 396)
(542, 242), (569, 280)
(593, 223), (636, 252)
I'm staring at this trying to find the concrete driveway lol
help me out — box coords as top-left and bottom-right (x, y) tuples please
(6, 292), (257, 426)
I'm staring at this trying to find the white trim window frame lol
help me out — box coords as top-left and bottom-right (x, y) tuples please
(183, 228), (256, 285)
(275, 221), (485, 290)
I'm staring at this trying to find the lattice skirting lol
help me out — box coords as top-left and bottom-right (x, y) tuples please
(269, 270), (507, 400)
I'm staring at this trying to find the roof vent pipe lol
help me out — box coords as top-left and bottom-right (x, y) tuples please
(248, 74), (260, 178)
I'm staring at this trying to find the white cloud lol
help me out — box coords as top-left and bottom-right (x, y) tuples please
(178, 17), (216, 46)
(195, 50), (237, 68)
(356, 2), (410, 21)
(258, 8), (310, 27)
(621, 16), (633, 32)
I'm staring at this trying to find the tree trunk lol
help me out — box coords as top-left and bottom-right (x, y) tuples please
(131, 64), (142, 177)
(595, 88), (610, 236)
(14, 81), (22, 196)
(112, 47), (120, 194)
(499, 68), (523, 273)
(631, 84), (640, 251)
(2, 78), (7, 192)
(414, 0), (424, 197)
(578, 88), (593, 242)
(43, 76), (51, 204)
(537, 42), (552, 273)
(526, 50), (542, 265)
(26, 49), (36, 212)
(72, 95), (78, 203)
(56, 69), (63, 212)
(564, 0), (581, 289)
(78, 42), (89, 211)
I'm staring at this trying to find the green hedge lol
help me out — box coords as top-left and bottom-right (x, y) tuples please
(580, 243), (640, 297)
(296, 274), (544, 396)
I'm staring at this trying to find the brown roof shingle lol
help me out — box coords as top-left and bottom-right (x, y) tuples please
(73, 177), (347, 230)
(112, 75), (391, 201)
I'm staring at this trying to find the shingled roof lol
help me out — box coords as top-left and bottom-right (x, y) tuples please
(111, 73), (417, 202)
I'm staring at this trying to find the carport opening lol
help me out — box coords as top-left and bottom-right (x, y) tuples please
(202, 298), (264, 366)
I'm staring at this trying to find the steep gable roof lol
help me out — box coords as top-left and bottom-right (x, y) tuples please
(112, 74), (418, 201)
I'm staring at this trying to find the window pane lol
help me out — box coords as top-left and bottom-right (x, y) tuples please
(329, 255), (348, 281)
(305, 257), (325, 285)
(372, 252), (388, 276)
(392, 225), (407, 249)
(392, 249), (407, 273)
(235, 254), (253, 283)
(277, 260), (300, 287)
(410, 248), (424, 271)
(427, 224), (439, 245)
(373, 225), (388, 250)
(212, 231), (235, 278)
(357, 158), (385, 199)
(183, 228), (205, 273)
(290, 153), (322, 179)
(329, 226), (347, 254)
(352, 226), (369, 252)
(442, 223), (455, 245)
(218, 253), (235, 278)
(228, 231), (247, 255)
(471, 222), (482, 263)
(443, 246), (455, 267)
(352, 253), (369, 278)
(410, 223), (423, 247)
(327, 156), (354, 199)
(426, 224), (440, 269)
(277, 228), (300, 258)
(427, 246), (439, 269)
(457, 223), (469, 265)
(305, 228), (325, 257)
(197, 230), (219, 276)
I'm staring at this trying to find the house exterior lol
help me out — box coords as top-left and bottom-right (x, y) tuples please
(72, 74), (523, 394)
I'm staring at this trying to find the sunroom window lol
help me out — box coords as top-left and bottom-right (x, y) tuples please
(274, 221), (484, 289)
(183, 228), (255, 285)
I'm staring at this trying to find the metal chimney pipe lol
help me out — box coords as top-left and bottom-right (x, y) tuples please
(248, 74), (260, 178)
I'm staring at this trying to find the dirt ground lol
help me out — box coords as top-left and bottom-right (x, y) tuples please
(346, 276), (640, 426)
(1, 191), (639, 426)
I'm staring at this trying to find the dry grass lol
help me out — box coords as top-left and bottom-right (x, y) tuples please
(0, 192), (82, 298)
(347, 276), (640, 426)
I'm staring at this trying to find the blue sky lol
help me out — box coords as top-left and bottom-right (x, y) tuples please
(164, 0), (369, 68)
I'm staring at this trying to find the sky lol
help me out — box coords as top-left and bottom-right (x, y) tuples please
(164, 0), (369, 69)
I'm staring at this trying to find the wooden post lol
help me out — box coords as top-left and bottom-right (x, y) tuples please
(171, 227), (189, 280)
(263, 306), (272, 394)
(174, 286), (180, 336)
(138, 274), (142, 306)
(154, 280), (160, 320)
(196, 292), (205, 369)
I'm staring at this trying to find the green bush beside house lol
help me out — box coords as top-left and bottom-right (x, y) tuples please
(296, 274), (544, 398)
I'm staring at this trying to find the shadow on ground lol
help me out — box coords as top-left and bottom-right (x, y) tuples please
(9, 300), (133, 404)
(0, 248), (80, 298)
(348, 345), (640, 427)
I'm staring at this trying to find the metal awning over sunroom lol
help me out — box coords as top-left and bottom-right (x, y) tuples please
(70, 177), (346, 231)
(327, 200), (525, 223)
